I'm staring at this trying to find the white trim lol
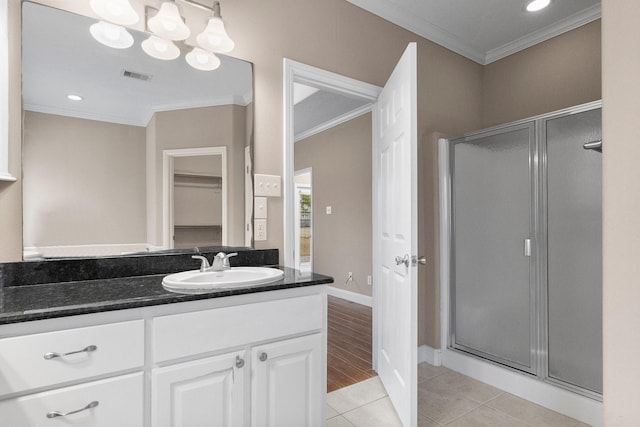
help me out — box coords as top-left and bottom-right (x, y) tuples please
(484, 4), (602, 64)
(326, 286), (372, 307)
(344, 0), (485, 64)
(294, 104), (372, 142)
(344, 0), (600, 65)
(283, 59), (381, 269)
(162, 147), (227, 250)
(0, 0), (14, 182)
(294, 168), (313, 273)
(442, 349), (603, 427)
(418, 345), (442, 366)
(24, 95), (251, 128)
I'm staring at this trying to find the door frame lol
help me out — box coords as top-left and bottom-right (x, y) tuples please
(282, 59), (381, 360)
(162, 146), (228, 249)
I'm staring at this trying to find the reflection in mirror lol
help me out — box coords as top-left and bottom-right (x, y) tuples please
(21, 2), (253, 259)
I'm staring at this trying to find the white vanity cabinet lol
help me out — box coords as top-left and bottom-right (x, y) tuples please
(0, 286), (327, 427)
(151, 292), (325, 427)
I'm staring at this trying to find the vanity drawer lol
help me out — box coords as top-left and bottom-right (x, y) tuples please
(0, 320), (144, 396)
(153, 294), (323, 362)
(0, 372), (143, 426)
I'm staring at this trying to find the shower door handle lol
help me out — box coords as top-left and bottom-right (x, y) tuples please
(524, 239), (532, 257)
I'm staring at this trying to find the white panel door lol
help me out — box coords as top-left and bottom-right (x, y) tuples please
(152, 351), (246, 427)
(251, 334), (322, 427)
(374, 43), (418, 427)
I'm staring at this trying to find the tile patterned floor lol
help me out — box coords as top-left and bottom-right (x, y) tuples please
(325, 363), (591, 426)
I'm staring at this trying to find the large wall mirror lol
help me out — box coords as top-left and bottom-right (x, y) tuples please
(21, 1), (254, 259)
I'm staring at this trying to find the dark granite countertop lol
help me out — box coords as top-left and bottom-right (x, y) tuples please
(0, 247), (333, 325)
(0, 267), (333, 325)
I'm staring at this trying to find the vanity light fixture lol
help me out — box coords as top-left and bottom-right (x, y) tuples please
(89, 0), (139, 26)
(185, 47), (221, 71)
(89, 0), (235, 71)
(67, 94), (84, 101)
(526, 0), (551, 12)
(196, 2), (234, 54)
(141, 35), (181, 60)
(90, 21), (134, 49)
(147, 2), (191, 41)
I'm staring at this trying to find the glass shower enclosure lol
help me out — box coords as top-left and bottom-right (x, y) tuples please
(447, 102), (602, 398)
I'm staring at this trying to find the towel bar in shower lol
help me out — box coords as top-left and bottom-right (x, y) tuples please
(583, 140), (602, 152)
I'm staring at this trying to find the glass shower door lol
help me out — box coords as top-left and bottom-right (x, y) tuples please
(544, 108), (602, 394)
(450, 123), (536, 373)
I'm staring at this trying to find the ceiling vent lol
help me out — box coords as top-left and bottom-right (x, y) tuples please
(122, 70), (152, 82)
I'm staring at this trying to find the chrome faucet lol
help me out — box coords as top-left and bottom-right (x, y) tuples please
(211, 252), (238, 271)
(192, 253), (238, 272)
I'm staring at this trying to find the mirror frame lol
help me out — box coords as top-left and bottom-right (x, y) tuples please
(0, 0), (15, 182)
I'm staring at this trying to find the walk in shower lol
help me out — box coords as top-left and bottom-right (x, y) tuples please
(444, 101), (602, 399)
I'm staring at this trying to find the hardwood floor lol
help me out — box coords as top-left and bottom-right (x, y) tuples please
(327, 295), (376, 392)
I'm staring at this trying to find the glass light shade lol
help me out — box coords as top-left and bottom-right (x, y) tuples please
(90, 0), (139, 26)
(196, 17), (234, 53)
(186, 47), (221, 71)
(90, 21), (134, 49)
(141, 35), (180, 60)
(526, 0), (551, 12)
(148, 2), (190, 41)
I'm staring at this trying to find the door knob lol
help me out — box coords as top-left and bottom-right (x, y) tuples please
(415, 256), (427, 265)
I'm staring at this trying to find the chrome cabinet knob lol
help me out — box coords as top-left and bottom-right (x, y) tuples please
(235, 355), (245, 368)
(259, 352), (268, 362)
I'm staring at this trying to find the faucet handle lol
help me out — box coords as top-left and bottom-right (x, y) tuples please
(223, 252), (238, 268)
(192, 255), (210, 272)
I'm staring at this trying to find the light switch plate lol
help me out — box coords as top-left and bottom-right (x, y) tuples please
(255, 197), (267, 219)
(255, 219), (267, 241)
(254, 174), (281, 197)
(326, 206), (332, 215)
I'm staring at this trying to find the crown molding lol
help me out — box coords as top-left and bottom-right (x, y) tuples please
(345, 0), (486, 64)
(345, 0), (601, 65)
(484, 4), (601, 64)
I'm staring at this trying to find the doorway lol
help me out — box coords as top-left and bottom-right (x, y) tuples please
(294, 168), (312, 273)
(162, 147), (227, 249)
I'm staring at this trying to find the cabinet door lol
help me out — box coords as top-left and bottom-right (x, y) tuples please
(252, 334), (322, 427)
(153, 351), (246, 427)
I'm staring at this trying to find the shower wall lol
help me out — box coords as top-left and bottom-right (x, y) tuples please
(448, 102), (602, 397)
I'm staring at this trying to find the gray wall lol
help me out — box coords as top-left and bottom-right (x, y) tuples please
(295, 114), (372, 297)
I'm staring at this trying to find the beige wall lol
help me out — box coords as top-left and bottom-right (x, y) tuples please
(295, 114), (372, 297)
(22, 112), (146, 248)
(149, 104), (248, 247)
(483, 20), (601, 127)
(602, 0), (640, 424)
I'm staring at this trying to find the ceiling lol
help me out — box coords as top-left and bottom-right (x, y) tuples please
(345, 0), (601, 64)
(22, 2), (253, 127)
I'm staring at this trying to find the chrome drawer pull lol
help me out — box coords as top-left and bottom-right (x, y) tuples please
(44, 345), (98, 360)
(46, 400), (99, 418)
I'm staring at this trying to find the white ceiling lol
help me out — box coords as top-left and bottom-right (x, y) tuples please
(345, 0), (600, 64)
(22, 2), (253, 127)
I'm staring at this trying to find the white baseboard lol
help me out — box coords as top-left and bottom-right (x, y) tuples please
(327, 286), (372, 307)
(418, 345), (442, 366)
(442, 349), (603, 427)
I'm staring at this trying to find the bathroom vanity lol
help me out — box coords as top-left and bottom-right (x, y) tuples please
(0, 249), (332, 426)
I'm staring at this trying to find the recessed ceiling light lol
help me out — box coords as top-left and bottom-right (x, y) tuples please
(526, 0), (551, 12)
(67, 94), (83, 101)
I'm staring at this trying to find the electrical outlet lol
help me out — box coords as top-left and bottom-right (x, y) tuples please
(326, 206), (332, 215)
(255, 219), (267, 241)
(347, 272), (353, 282)
(255, 197), (267, 219)
(367, 275), (372, 286)
(254, 174), (281, 197)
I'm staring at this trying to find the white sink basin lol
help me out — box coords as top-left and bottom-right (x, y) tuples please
(162, 267), (285, 292)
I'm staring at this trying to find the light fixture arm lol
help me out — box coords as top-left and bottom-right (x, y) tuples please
(175, 0), (222, 16)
